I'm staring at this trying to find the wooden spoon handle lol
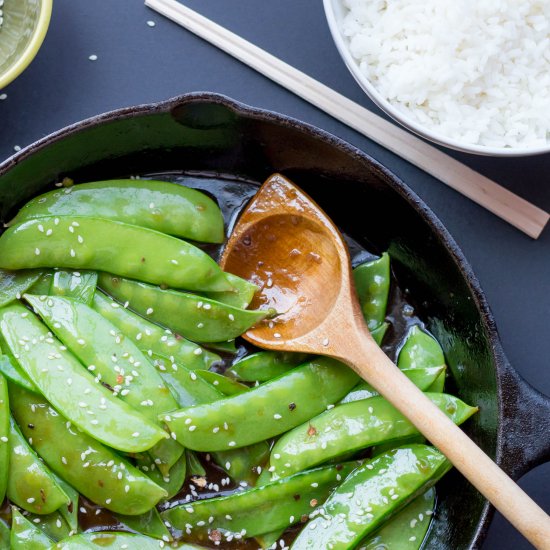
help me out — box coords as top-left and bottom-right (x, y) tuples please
(338, 326), (550, 549)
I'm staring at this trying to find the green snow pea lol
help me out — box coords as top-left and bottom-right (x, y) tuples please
(10, 508), (53, 549)
(0, 519), (9, 550)
(0, 374), (8, 504)
(92, 291), (220, 371)
(195, 370), (250, 396)
(10, 179), (225, 244)
(340, 366), (445, 404)
(99, 274), (274, 343)
(202, 339), (239, 354)
(9, 384), (167, 515)
(186, 450), (206, 477)
(358, 488), (435, 550)
(27, 272), (54, 296)
(7, 417), (70, 515)
(0, 354), (38, 393)
(25, 294), (183, 472)
(204, 272), (258, 308)
(114, 507), (172, 541)
(0, 269), (42, 307)
(0, 303), (167, 453)
(211, 441), (271, 486)
(23, 511), (71, 542)
(51, 475), (78, 532)
(354, 253), (391, 331)
(137, 452), (187, 500)
(149, 352), (224, 407)
(371, 322), (389, 346)
(270, 393), (477, 479)
(291, 445), (451, 549)
(55, 531), (203, 549)
(162, 462), (357, 541)
(50, 270), (97, 305)
(162, 357), (359, 451)
(230, 351), (309, 383)
(0, 216), (232, 292)
(399, 326), (447, 392)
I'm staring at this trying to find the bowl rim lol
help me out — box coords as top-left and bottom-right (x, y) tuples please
(323, 0), (550, 158)
(0, 0), (53, 90)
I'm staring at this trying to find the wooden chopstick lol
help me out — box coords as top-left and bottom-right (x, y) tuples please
(145, 0), (549, 239)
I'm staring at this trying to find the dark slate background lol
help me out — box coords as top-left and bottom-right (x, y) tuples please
(0, 1), (548, 548)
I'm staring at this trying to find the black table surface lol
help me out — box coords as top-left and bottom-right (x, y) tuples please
(0, 1), (548, 548)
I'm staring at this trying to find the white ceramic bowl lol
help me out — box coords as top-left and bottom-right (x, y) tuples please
(323, 0), (550, 157)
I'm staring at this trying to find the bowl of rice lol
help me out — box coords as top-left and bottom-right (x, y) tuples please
(0, 0), (53, 90)
(324, 0), (550, 156)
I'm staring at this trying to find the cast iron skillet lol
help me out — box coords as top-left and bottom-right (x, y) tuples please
(0, 93), (548, 549)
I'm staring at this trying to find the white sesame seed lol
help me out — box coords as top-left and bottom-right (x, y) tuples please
(14, 145), (21, 152)
(34, 248), (41, 255)
(146, 308), (154, 315)
(0, 437), (7, 443)
(147, 20), (156, 27)
(228, 441), (236, 447)
(273, 413), (282, 420)
(89, 54), (98, 61)
(188, 426), (197, 432)
(27, 497), (35, 503)
(132, 432), (140, 437)
(190, 372), (197, 381)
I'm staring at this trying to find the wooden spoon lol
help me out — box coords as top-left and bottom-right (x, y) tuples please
(220, 173), (550, 549)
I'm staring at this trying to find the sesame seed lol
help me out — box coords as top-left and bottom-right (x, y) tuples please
(146, 308), (154, 315)
(273, 413), (282, 420)
(14, 145), (21, 152)
(34, 248), (40, 255)
(105, 498), (112, 504)
(193, 348), (202, 355)
(89, 54), (98, 61)
(189, 425), (197, 432)
(274, 332), (281, 338)
(190, 372), (197, 381)
(147, 20), (156, 27)
(322, 337), (329, 346)
(70, 249), (76, 257)
(0, 437), (7, 443)
(132, 432), (140, 437)
(0, 94), (6, 100)
(228, 441), (236, 447)
(27, 497), (35, 503)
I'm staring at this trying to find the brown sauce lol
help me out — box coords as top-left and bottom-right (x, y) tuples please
(2, 172), (431, 548)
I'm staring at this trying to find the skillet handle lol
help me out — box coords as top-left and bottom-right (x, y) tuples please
(499, 360), (550, 480)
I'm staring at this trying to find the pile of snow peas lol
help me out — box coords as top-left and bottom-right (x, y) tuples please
(0, 178), (477, 549)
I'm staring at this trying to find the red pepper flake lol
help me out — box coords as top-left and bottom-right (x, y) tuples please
(310, 499), (318, 507)
(293, 494), (301, 501)
(307, 424), (317, 436)
(301, 514), (309, 523)
(209, 530), (222, 543)
(116, 375), (124, 384)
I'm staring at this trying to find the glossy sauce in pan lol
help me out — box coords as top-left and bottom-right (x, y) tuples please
(1, 172), (433, 548)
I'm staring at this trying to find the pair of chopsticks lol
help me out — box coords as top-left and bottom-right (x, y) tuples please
(145, 0), (549, 239)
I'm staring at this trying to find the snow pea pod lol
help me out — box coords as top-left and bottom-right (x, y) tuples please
(230, 351), (309, 383)
(149, 352), (224, 407)
(0, 269), (43, 307)
(162, 462), (357, 541)
(0, 519), (9, 550)
(0, 354), (38, 393)
(340, 366), (445, 404)
(92, 291), (219, 371)
(371, 322), (389, 346)
(9, 384), (167, 515)
(211, 441), (271, 486)
(270, 393), (477, 479)
(25, 294), (183, 472)
(195, 370), (249, 396)
(0, 303), (167, 453)
(98, 274), (274, 343)
(114, 507), (172, 541)
(27, 272), (54, 295)
(0, 374), (8, 504)
(50, 270), (97, 305)
(23, 511), (71, 542)
(55, 531), (202, 549)
(204, 272), (258, 309)
(0, 217), (232, 292)
(10, 179), (225, 244)
(353, 253), (391, 331)
(162, 357), (359, 451)
(51, 475), (78, 532)
(202, 339), (239, 354)
(399, 326), (446, 392)
(136, 452), (187, 500)
(10, 508), (53, 549)
(7, 417), (70, 515)
(291, 445), (451, 549)
(358, 488), (435, 550)
(186, 450), (206, 477)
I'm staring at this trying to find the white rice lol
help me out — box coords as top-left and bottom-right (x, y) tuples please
(341, 0), (550, 148)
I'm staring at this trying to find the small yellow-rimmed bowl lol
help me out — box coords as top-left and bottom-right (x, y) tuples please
(0, 0), (53, 90)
